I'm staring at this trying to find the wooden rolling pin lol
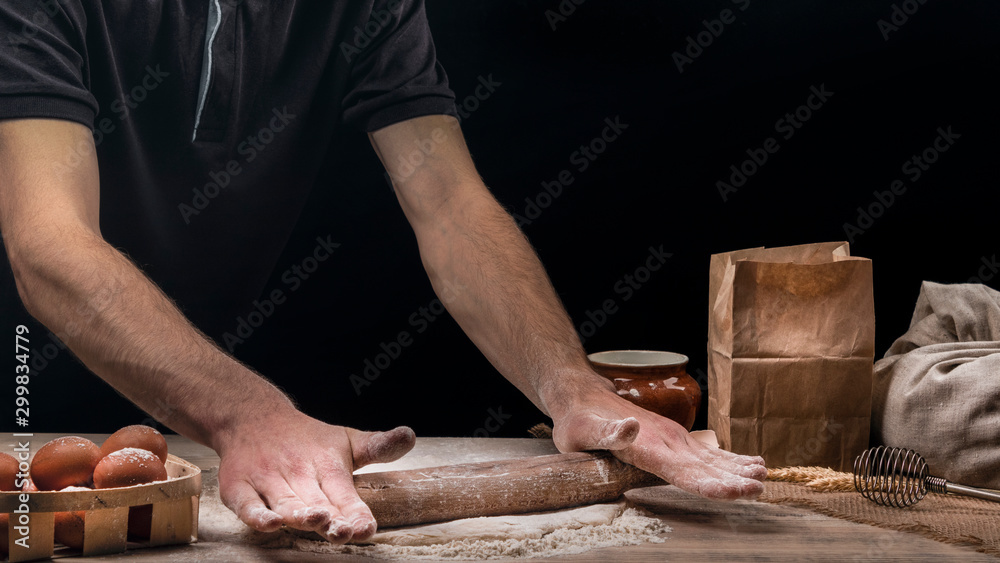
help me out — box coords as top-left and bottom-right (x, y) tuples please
(354, 452), (664, 528)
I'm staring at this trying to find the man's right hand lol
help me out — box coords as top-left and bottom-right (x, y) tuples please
(1, 118), (407, 543)
(216, 413), (415, 543)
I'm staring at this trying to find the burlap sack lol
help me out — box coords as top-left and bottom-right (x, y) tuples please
(708, 242), (875, 471)
(873, 281), (1000, 489)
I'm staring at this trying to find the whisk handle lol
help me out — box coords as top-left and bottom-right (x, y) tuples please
(942, 482), (1000, 503)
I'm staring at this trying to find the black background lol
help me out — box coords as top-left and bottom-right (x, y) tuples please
(2, 0), (998, 438)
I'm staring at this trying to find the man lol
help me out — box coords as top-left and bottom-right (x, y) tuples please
(0, 0), (765, 544)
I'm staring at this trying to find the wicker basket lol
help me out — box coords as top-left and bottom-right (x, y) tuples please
(1, 454), (201, 561)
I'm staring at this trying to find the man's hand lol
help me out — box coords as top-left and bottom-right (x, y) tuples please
(370, 114), (765, 501)
(545, 372), (766, 500)
(216, 412), (415, 543)
(0, 118), (409, 542)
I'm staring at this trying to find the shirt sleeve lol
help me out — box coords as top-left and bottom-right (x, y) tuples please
(341, 0), (458, 132)
(0, 1), (97, 129)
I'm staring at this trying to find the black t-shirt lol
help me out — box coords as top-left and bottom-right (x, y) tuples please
(0, 0), (456, 330)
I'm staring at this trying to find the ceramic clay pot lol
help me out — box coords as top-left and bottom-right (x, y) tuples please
(588, 350), (701, 431)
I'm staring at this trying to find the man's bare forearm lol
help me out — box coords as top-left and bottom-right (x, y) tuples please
(375, 116), (767, 500)
(411, 188), (608, 415)
(0, 120), (292, 449)
(370, 116), (609, 417)
(7, 227), (295, 447)
(1, 118), (423, 540)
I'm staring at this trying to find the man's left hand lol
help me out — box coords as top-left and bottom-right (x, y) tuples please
(546, 371), (767, 500)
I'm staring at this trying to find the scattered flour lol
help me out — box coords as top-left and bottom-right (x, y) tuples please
(196, 467), (669, 560)
(104, 447), (160, 468)
(594, 458), (610, 484)
(194, 439), (696, 559)
(297, 504), (668, 560)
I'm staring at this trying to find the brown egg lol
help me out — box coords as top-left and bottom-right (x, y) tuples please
(29, 436), (102, 491)
(93, 448), (167, 489)
(22, 477), (38, 492)
(54, 511), (87, 550)
(1, 513), (8, 555)
(94, 448), (167, 540)
(53, 486), (90, 549)
(1, 452), (19, 491)
(101, 425), (168, 464)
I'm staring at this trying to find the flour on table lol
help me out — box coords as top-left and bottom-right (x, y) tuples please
(363, 503), (633, 545)
(297, 503), (668, 560)
(198, 472), (667, 560)
(196, 438), (676, 559)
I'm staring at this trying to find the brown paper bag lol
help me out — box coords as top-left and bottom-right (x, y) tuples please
(707, 242), (875, 471)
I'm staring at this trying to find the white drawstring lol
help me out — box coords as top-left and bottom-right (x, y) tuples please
(192, 0), (222, 142)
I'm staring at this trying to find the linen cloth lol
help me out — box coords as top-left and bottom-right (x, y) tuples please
(873, 281), (1000, 489)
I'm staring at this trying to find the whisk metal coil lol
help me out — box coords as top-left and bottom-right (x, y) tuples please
(853, 446), (928, 507)
(854, 446), (1000, 507)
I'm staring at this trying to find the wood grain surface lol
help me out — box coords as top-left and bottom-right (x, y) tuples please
(2, 434), (995, 562)
(356, 452), (663, 527)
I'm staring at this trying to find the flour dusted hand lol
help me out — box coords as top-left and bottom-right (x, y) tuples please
(368, 116), (765, 500)
(548, 372), (766, 500)
(215, 411), (415, 544)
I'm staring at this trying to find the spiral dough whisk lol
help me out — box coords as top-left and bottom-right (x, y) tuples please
(853, 446), (1000, 507)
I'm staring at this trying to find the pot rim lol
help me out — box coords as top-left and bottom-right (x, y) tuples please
(587, 350), (689, 367)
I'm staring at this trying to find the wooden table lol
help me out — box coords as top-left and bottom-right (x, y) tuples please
(3, 433), (994, 562)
